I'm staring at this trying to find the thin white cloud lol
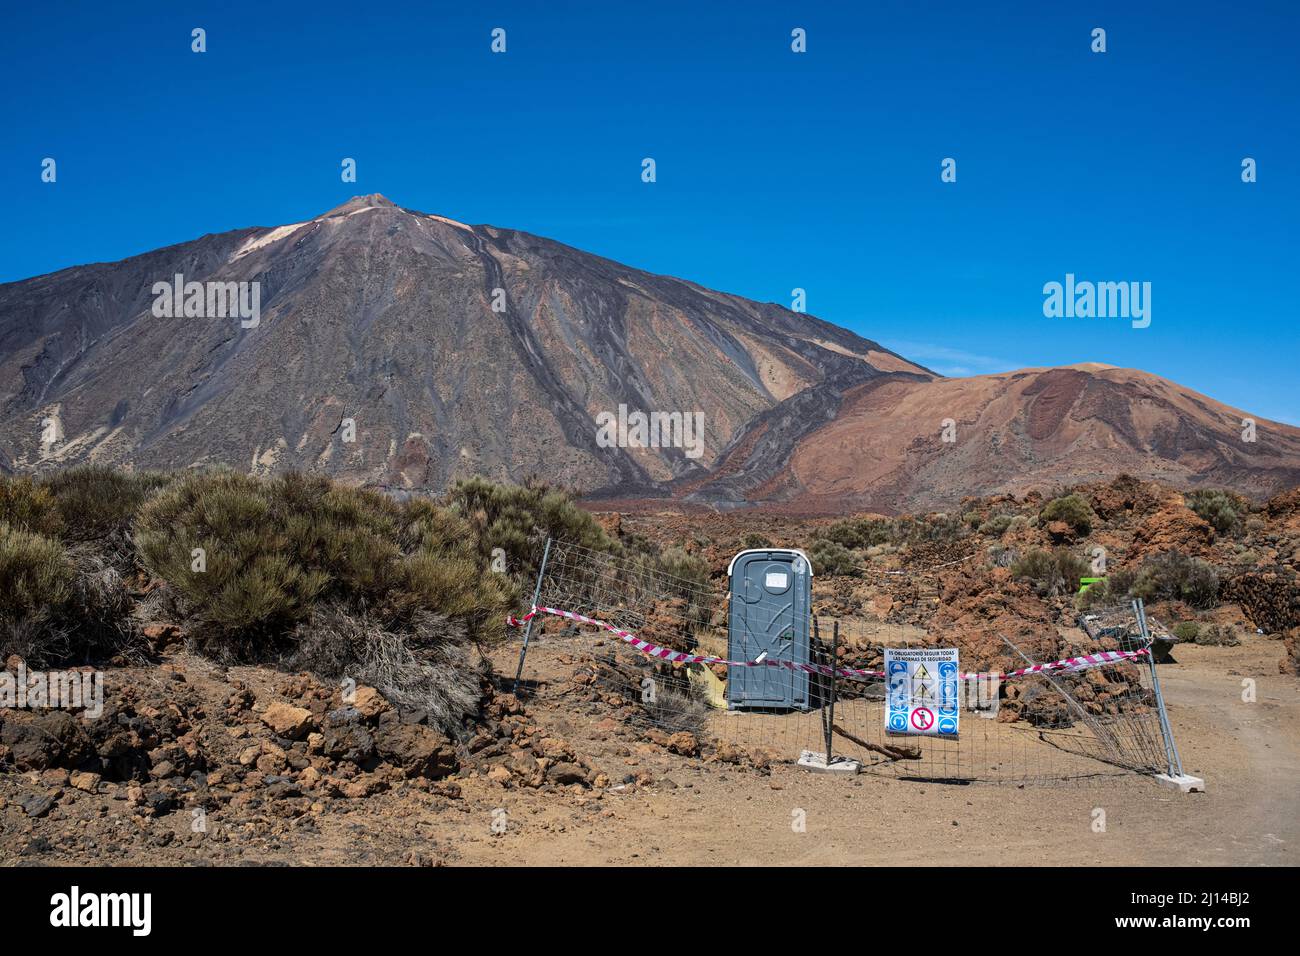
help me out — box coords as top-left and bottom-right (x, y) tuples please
(883, 340), (1023, 378)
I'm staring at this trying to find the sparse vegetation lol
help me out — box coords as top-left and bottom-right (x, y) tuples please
(445, 477), (612, 588)
(0, 476), (64, 538)
(1011, 547), (1089, 598)
(808, 512), (970, 574)
(1186, 489), (1246, 536)
(979, 513), (1015, 536)
(1040, 494), (1094, 536)
(1125, 551), (1220, 609)
(812, 516), (892, 551)
(809, 539), (859, 576)
(0, 519), (137, 667)
(136, 471), (510, 661)
(0, 522), (74, 625)
(1194, 623), (1240, 646)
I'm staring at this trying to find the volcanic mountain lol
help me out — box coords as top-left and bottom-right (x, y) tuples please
(2, 195), (1297, 512)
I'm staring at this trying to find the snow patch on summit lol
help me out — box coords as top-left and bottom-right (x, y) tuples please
(231, 222), (309, 261)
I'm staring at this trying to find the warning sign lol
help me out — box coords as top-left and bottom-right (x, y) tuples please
(886, 648), (959, 737)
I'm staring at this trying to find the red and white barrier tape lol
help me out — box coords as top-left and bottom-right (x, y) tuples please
(506, 606), (1149, 682)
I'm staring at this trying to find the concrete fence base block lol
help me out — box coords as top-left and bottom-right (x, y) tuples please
(797, 750), (861, 774)
(1155, 773), (1206, 793)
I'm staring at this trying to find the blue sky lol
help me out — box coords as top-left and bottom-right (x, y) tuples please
(3, 1), (1297, 422)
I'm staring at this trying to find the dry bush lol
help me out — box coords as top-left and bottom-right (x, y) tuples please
(287, 604), (485, 734)
(1127, 552), (1220, 609)
(0, 477), (64, 538)
(0, 523), (140, 667)
(810, 539), (859, 576)
(1194, 623), (1240, 646)
(641, 680), (711, 737)
(0, 522), (73, 620)
(1012, 547), (1089, 598)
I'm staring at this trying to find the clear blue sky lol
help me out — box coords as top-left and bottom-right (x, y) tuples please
(3, 1), (1297, 422)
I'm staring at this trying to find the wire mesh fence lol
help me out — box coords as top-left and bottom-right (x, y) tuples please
(503, 538), (1177, 786)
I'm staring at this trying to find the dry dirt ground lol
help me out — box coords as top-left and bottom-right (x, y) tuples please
(2, 633), (1295, 867)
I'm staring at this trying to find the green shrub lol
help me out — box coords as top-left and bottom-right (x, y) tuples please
(0, 522), (74, 622)
(136, 471), (510, 660)
(893, 513), (967, 546)
(40, 465), (171, 542)
(1127, 552), (1220, 609)
(0, 476), (64, 538)
(444, 477), (612, 586)
(1172, 620), (1201, 642)
(814, 516), (890, 550)
(1011, 548), (1089, 598)
(1105, 566), (1137, 598)
(809, 539), (859, 576)
(657, 545), (710, 592)
(740, 532), (773, 550)
(979, 513), (1014, 536)
(655, 545), (714, 627)
(0, 523), (137, 667)
(1040, 494), (1094, 535)
(1185, 489), (1246, 536)
(812, 512), (971, 553)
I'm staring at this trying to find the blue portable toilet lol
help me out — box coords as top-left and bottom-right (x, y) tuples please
(727, 548), (816, 710)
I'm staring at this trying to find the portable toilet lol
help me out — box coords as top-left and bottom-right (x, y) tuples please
(726, 548), (818, 710)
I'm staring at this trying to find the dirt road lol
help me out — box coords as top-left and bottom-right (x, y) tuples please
(3, 636), (1294, 867)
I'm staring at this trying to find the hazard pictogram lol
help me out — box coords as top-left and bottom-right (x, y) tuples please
(885, 648), (959, 738)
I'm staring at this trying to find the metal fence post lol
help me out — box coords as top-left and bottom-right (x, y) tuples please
(814, 617), (825, 755)
(512, 536), (553, 696)
(1134, 598), (1184, 777)
(825, 620), (839, 764)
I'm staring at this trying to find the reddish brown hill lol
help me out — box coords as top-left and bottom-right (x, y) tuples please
(681, 363), (1300, 513)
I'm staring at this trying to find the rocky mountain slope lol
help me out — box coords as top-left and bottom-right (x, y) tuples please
(2, 195), (1297, 511)
(0, 195), (923, 495)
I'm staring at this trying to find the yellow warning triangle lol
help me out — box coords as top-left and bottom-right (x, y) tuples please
(914, 683), (934, 700)
(913, 663), (932, 682)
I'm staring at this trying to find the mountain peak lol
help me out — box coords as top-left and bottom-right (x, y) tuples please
(322, 194), (397, 217)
